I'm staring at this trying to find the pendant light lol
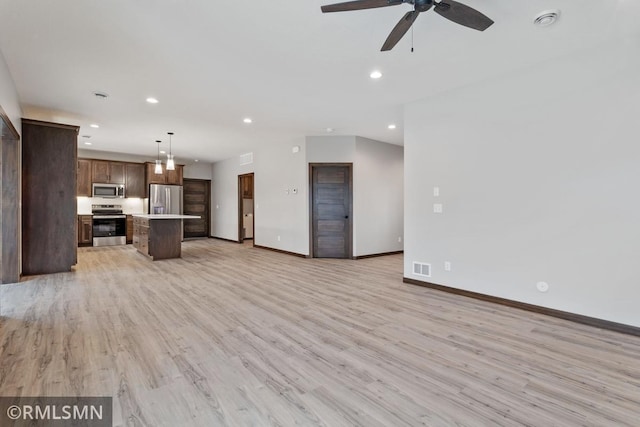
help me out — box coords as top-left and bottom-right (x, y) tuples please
(154, 140), (163, 174)
(166, 132), (175, 171)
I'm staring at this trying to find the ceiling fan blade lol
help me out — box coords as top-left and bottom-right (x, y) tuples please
(434, 0), (493, 31)
(321, 0), (403, 13)
(381, 10), (420, 51)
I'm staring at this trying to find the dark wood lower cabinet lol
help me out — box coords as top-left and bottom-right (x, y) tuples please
(22, 119), (79, 274)
(126, 215), (133, 243)
(78, 215), (93, 246)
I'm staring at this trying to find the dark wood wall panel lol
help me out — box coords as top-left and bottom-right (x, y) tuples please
(22, 119), (78, 275)
(1, 109), (20, 283)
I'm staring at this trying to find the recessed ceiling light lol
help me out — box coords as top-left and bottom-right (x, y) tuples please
(146, 97), (159, 104)
(160, 150), (166, 154)
(84, 142), (92, 146)
(534, 10), (560, 27)
(388, 124), (397, 130)
(243, 118), (252, 124)
(194, 159), (199, 162)
(90, 124), (99, 128)
(93, 91), (108, 99)
(370, 70), (383, 79)
(326, 127), (334, 133)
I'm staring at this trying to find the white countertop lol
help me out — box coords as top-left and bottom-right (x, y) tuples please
(132, 214), (201, 220)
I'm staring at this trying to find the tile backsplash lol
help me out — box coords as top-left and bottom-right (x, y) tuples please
(77, 197), (147, 215)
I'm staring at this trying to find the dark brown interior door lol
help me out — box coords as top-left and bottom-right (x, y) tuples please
(312, 164), (352, 258)
(238, 173), (254, 243)
(183, 179), (210, 238)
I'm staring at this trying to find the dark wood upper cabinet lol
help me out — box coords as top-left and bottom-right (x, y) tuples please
(166, 165), (183, 185)
(22, 119), (78, 275)
(145, 162), (183, 187)
(92, 160), (109, 182)
(109, 162), (125, 184)
(77, 159), (92, 197)
(125, 163), (145, 198)
(241, 174), (253, 198)
(92, 160), (125, 184)
(146, 162), (165, 185)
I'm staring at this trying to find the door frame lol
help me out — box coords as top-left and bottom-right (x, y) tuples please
(238, 173), (255, 246)
(308, 163), (353, 259)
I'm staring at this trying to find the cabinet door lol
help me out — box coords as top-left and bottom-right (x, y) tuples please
(242, 174), (253, 198)
(125, 163), (146, 198)
(109, 162), (126, 184)
(166, 165), (183, 185)
(146, 162), (166, 185)
(126, 215), (133, 243)
(78, 215), (93, 245)
(92, 160), (110, 183)
(77, 159), (92, 197)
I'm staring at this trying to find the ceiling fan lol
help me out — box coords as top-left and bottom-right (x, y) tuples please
(320, 0), (494, 51)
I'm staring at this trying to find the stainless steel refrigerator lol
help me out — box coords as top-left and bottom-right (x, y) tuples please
(149, 184), (183, 237)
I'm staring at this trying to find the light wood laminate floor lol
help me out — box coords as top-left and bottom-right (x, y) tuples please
(1, 240), (639, 426)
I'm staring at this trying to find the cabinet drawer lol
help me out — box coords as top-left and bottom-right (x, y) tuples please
(136, 225), (149, 237)
(133, 217), (149, 226)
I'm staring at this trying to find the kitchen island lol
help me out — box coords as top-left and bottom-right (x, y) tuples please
(132, 214), (200, 260)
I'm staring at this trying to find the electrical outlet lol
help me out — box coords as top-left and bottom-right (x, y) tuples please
(398, 237), (402, 243)
(277, 235), (281, 241)
(433, 204), (443, 213)
(433, 187), (440, 197)
(216, 204), (219, 209)
(444, 261), (451, 271)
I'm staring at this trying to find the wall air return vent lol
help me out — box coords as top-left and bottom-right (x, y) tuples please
(239, 152), (254, 166)
(413, 262), (431, 277)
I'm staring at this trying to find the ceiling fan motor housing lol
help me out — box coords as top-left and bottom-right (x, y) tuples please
(415, 0), (434, 12)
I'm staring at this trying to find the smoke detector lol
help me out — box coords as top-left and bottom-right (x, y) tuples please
(534, 10), (560, 27)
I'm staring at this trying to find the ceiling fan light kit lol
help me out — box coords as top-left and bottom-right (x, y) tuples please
(321, 0), (494, 51)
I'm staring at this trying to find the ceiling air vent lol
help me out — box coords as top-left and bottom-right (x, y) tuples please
(239, 152), (254, 166)
(413, 262), (431, 277)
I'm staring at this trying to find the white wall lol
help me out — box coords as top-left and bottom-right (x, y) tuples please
(306, 135), (355, 163)
(404, 37), (640, 327)
(0, 50), (21, 134)
(210, 135), (404, 257)
(183, 162), (212, 180)
(210, 138), (308, 252)
(354, 137), (403, 257)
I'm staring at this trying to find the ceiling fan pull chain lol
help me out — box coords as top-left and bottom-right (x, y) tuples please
(411, 25), (414, 52)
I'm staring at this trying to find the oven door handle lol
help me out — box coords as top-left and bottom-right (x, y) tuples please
(92, 215), (127, 219)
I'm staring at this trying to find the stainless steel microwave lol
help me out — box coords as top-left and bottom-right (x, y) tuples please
(92, 183), (125, 198)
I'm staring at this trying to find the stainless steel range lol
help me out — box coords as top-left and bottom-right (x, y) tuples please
(91, 204), (126, 246)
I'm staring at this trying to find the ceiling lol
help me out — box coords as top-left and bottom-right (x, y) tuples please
(1, 0), (638, 163)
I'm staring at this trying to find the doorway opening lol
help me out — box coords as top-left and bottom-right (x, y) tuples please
(238, 173), (254, 245)
(309, 163), (353, 259)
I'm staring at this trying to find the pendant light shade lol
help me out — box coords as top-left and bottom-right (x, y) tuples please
(155, 140), (163, 174)
(166, 132), (175, 171)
